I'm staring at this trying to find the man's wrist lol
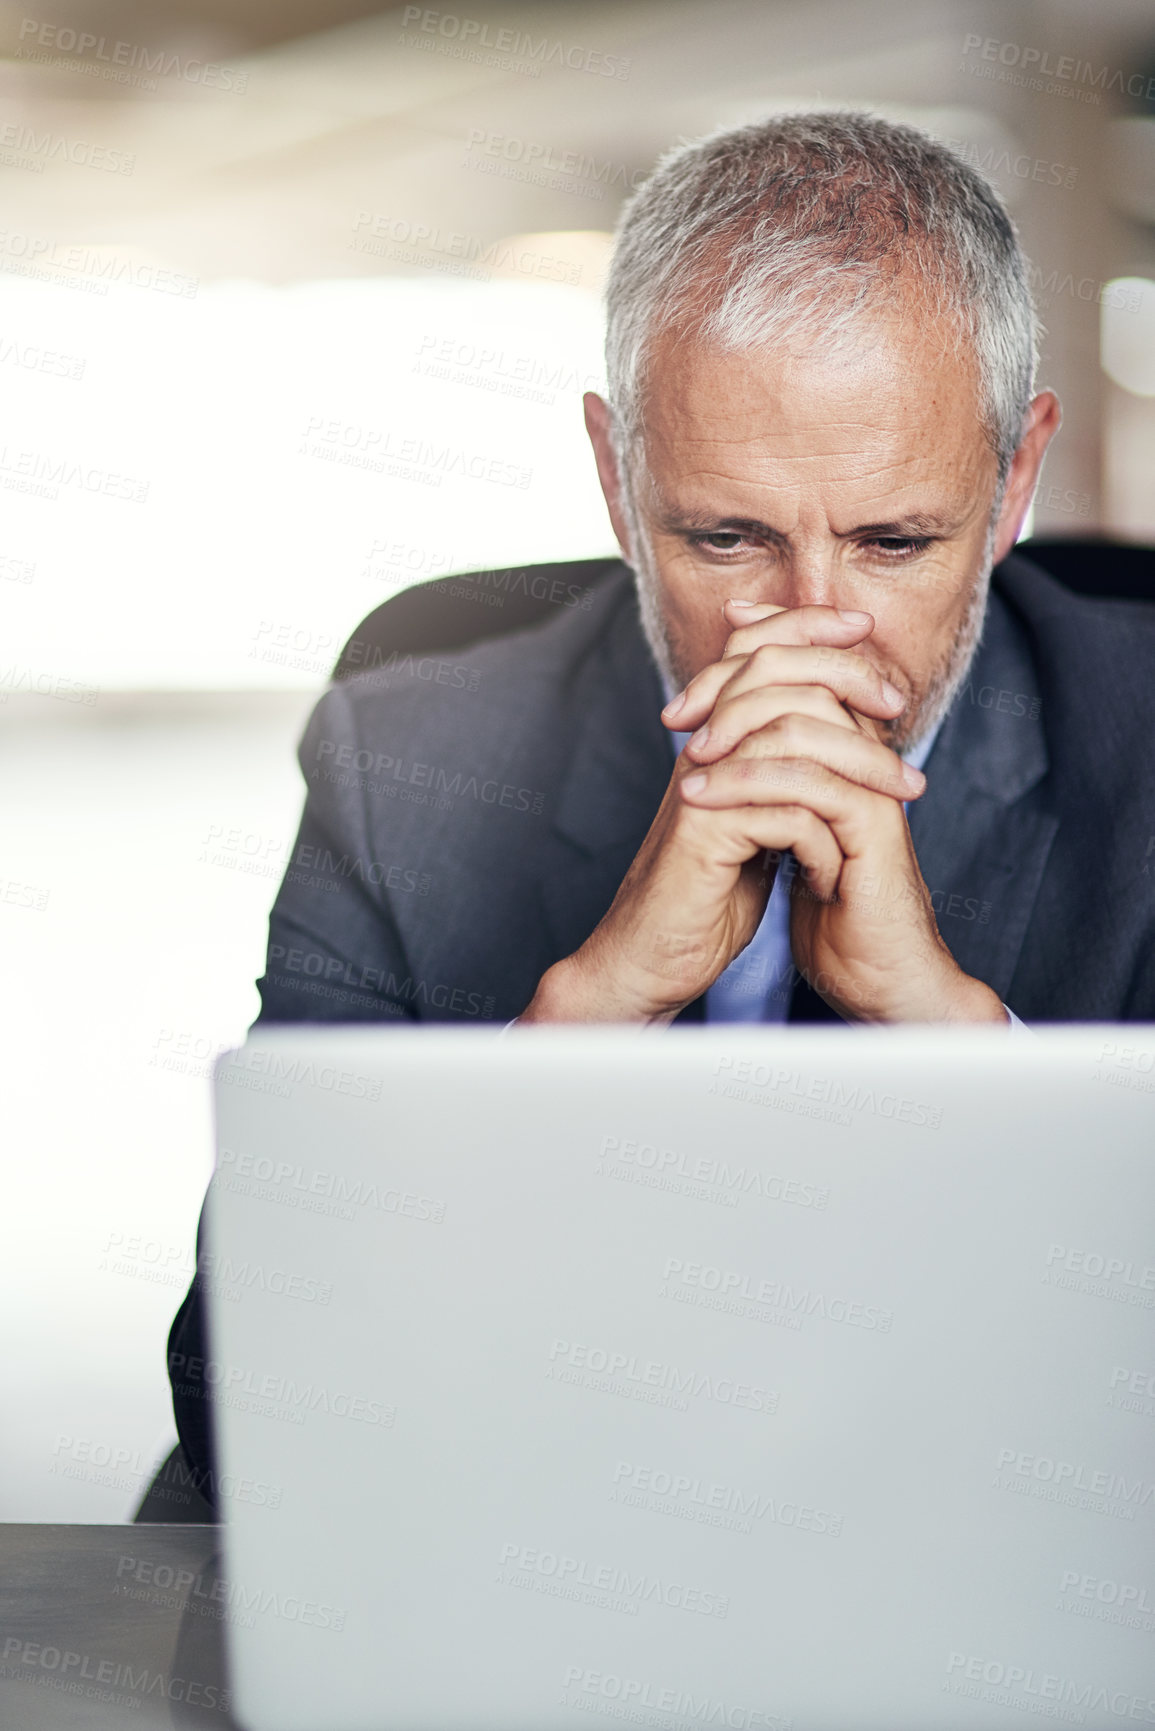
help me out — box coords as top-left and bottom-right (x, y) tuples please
(843, 964), (1010, 1026)
(519, 950), (680, 1026)
(519, 954), (603, 1024)
(942, 972), (1011, 1024)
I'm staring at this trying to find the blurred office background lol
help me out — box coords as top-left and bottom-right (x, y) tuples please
(2, 0), (1154, 1520)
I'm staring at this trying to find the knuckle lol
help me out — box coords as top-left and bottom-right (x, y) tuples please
(673, 798), (707, 837)
(732, 755), (763, 782)
(816, 691), (851, 728)
(800, 809), (827, 846)
(777, 752), (813, 776)
(772, 757), (812, 794)
(772, 711), (806, 747)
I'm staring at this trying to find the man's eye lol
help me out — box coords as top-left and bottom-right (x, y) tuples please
(690, 532), (751, 554)
(867, 536), (931, 560)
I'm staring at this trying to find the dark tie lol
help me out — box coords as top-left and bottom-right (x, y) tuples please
(785, 970), (845, 1023)
(670, 973), (844, 1023)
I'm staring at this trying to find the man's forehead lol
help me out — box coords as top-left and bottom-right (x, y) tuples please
(637, 321), (992, 502)
(645, 334), (975, 421)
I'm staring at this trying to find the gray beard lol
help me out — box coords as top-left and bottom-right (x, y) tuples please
(623, 484), (998, 757)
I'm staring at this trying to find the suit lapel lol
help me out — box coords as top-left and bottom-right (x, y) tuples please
(907, 571), (1059, 1002)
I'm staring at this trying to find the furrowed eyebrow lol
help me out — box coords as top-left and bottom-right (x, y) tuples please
(658, 510), (957, 540)
(846, 513), (955, 538)
(658, 513), (787, 541)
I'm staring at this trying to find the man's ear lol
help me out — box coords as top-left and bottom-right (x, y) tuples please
(990, 389), (1063, 565)
(583, 392), (637, 563)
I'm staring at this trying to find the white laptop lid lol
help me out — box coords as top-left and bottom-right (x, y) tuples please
(205, 1026), (1155, 1731)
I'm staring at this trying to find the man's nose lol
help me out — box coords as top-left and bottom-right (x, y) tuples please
(770, 550), (844, 610)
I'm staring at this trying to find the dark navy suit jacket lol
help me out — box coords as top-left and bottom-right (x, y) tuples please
(168, 552), (1155, 1501)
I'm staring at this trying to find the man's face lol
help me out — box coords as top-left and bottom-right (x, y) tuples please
(620, 303), (1003, 752)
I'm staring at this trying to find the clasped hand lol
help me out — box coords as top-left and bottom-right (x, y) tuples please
(536, 598), (1006, 1027)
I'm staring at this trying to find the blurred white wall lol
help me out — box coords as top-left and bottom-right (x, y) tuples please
(0, 269), (614, 691)
(0, 264), (615, 1520)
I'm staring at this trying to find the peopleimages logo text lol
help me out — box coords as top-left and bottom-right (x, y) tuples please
(996, 1447), (1155, 1510)
(612, 1460), (843, 1537)
(399, 7), (631, 79)
(216, 1147), (447, 1222)
(17, 17), (249, 89)
(500, 1544), (729, 1618)
(961, 33), (1155, 100)
(560, 1666), (790, 1729)
(945, 1651), (1155, 1722)
(547, 1338), (777, 1416)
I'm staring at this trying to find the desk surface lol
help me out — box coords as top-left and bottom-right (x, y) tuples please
(0, 1523), (237, 1728)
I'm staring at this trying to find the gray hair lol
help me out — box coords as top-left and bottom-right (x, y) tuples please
(605, 110), (1041, 494)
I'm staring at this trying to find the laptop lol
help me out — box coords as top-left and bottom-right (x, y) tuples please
(205, 1025), (1155, 1731)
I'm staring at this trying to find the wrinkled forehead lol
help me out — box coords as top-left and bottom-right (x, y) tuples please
(633, 302), (993, 504)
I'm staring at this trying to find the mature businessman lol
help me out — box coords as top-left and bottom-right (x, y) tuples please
(168, 112), (1155, 1501)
